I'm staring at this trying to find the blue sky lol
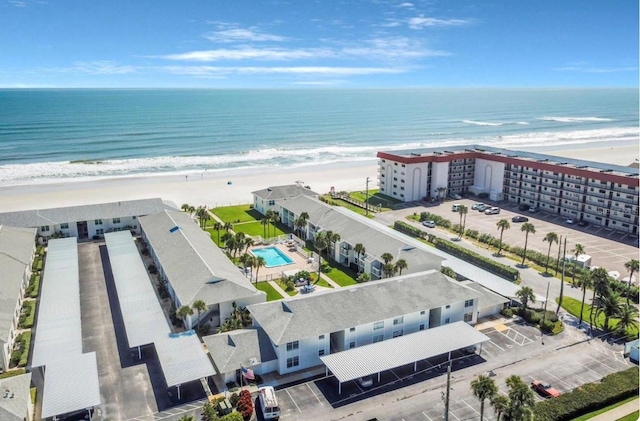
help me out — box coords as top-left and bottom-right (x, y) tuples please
(1, 0), (637, 88)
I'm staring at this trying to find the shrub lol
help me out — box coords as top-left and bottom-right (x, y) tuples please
(393, 221), (426, 239)
(222, 413), (243, 421)
(18, 301), (36, 329)
(440, 266), (458, 279)
(28, 274), (40, 298)
(465, 229), (479, 239)
(500, 307), (514, 318)
(229, 392), (240, 407)
(478, 192), (489, 199)
(427, 234), (437, 243)
(533, 367), (639, 421)
(235, 389), (253, 421)
(434, 238), (520, 281)
(147, 263), (157, 274)
(18, 331), (31, 367)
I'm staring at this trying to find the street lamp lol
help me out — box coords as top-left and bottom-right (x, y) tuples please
(365, 177), (371, 216)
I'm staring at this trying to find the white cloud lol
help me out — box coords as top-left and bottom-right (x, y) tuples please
(408, 16), (471, 29)
(204, 27), (287, 43)
(44, 61), (136, 75)
(398, 2), (414, 7)
(292, 80), (348, 86)
(160, 47), (334, 62)
(160, 66), (405, 76)
(9, 0), (27, 6)
(553, 66), (638, 73)
(342, 37), (449, 59)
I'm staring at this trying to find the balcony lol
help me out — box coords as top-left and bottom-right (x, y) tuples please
(541, 179), (560, 188)
(610, 195), (639, 205)
(520, 184), (539, 193)
(586, 190), (608, 198)
(522, 169), (539, 177)
(541, 173), (560, 180)
(562, 184), (585, 194)
(612, 186), (638, 196)
(539, 197), (557, 206)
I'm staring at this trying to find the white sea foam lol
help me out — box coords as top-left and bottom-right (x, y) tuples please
(538, 116), (614, 123)
(462, 120), (503, 126)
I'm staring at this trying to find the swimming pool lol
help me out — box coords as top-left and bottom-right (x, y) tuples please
(251, 246), (294, 268)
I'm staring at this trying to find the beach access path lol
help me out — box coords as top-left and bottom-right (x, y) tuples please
(590, 398), (639, 421)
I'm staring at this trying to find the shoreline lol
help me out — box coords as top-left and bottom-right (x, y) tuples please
(0, 140), (637, 213)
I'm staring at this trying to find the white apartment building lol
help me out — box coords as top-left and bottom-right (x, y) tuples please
(377, 145), (639, 234)
(251, 184), (318, 216)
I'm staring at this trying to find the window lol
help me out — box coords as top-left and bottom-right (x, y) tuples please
(373, 321), (384, 330)
(444, 317), (451, 324)
(349, 341), (356, 349)
(445, 305), (450, 309)
(40, 225), (50, 232)
(268, 200), (275, 206)
(60, 223), (69, 230)
(420, 310), (425, 315)
(464, 313), (473, 322)
(319, 349), (325, 356)
(113, 217), (121, 224)
(373, 334), (384, 343)
(392, 330), (403, 338)
(286, 356), (299, 368)
(319, 335), (325, 340)
(96, 229), (104, 235)
(465, 299), (474, 307)
(132, 216), (137, 219)
(349, 327), (355, 332)
(393, 316), (404, 325)
(419, 324), (425, 331)
(95, 219), (103, 225)
(286, 341), (299, 351)
(401, 164), (405, 167)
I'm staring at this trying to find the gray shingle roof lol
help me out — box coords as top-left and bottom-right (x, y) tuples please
(0, 226), (36, 344)
(252, 184), (318, 201)
(139, 210), (263, 306)
(461, 281), (510, 309)
(277, 196), (443, 273)
(0, 372), (32, 421)
(248, 270), (481, 345)
(0, 198), (175, 228)
(202, 327), (277, 374)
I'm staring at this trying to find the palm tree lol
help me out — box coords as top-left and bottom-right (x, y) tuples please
(556, 236), (567, 315)
(212, 222), (222, 245)
(594, 290), (622, 332)
(382, 263), (396, 278)
(519, 223), (536, 266)
(516, 286), (535, 311)
(577, 271), (593, 326)
(261, 218), (269, 238)
(490, 394), (509, 421)
(615, 304), (639, 339)
(542, 232), (559, 274)
(496, 219), (510, 255)
(589, 267), (611, 332)
(471, 375), (498, 421)
(293, 217), (305, 238)
(357, 272), (371, 283)
(269, 211), (280, 237)
(176, 305), (193, 329)
(253, 256), (266, 286)
(264, 210), (275, 238)
(244, 237), (255, 253)
(181, 203), (190, 212)
(505, 375), (535, 421)
(394, 259), (408, 275)
(354, 243), (365, 274)
(298, 211), (310, 238)
(314, 232), (329, 282)
(192, 299), (207, 331)
(329, 232), (341, 262)
(457, 205), (468, 239)
(223, 222), (232, 232)
(571, 243), (585, 285)
(188, 205), (196, 216)
(381, 252), (394, 264)
(324, 231), (334, 259)
(554, 235), (563, 276)
(624, 259), (639, 304)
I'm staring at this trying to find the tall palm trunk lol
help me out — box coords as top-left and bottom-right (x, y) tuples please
(579, 285), (587, 325)
(556, 237), (567, 315)
(589, 289), (597, 332)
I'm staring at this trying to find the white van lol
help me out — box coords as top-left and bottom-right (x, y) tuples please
(451, 204), (462, 212)
(258, 386), (280, 420)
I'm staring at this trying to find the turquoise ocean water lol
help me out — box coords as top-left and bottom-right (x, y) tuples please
(0, 88), (637, 186)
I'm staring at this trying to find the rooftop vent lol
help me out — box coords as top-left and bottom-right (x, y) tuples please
(576, 165), (588, 169)
(599, 169), (613, 173)
(267, 188), (273, 191)
(410, 153), (422, 157)
(169, 226), (180, 233)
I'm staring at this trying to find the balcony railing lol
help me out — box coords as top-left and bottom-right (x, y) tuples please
(610, 195), (639, 205)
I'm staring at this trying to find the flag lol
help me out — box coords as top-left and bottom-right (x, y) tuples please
(241, 366), (255, 380)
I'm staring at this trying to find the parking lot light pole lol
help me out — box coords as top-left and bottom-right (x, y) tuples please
(365, 177), (371, 216)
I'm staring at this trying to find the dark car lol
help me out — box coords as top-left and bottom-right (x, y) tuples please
(577, 220), (588, 227)
(512, 216), (529, 223)
(518, 204), (530, 211)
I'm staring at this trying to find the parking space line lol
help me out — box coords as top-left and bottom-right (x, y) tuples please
(286, 389), (302, 413)
(422, 411), (433, 420)
(488, 340), (505, 351)
(556, 365), (588, 384)
(460, 399), (480, 415)
(448, 410), (461, 421)
(544, 370), (573, 389)
(586, 354), (620, 372)
(582, 361), (608, 378)
(306, 383), (324, 405)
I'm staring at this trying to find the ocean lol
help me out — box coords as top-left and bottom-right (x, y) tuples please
(0, 88), (637, 186)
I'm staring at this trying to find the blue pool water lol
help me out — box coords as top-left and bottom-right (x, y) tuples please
(251, 247), (294, 268)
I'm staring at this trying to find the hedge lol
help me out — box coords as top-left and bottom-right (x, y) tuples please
(18, 300), (36, 329)
(533, 367), (639, 421)
(11, 332), (31, 367)
(27, 274), (40, 298)
(434, 238), (520, 281)
(34, 258), (43, 271)
(393, 221), (426, 239)
(418, 212), (452, 229)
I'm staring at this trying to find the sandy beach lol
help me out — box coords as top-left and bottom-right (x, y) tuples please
(0, 141), (637, 213)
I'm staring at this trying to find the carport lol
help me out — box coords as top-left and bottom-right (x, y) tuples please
(320, 321), (490, 393)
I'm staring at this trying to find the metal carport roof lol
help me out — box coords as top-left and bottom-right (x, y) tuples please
(105, 231), (171, 347)
(155, 331), (216, 387)
(41, 352), (101, 418)
(320, 321), (489, 384)
(32, 237), (83, 368)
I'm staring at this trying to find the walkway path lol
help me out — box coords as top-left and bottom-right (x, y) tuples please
(267, 280), (289, 297)
(590, 398), (639, 421)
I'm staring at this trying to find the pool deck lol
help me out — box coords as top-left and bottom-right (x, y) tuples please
(248, 243), (317, 281)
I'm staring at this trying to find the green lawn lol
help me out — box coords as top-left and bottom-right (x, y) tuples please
(572, 396), (639, 421)
(321, 195), (374, 218)
(618, 411), (639, 421)
(321, 261), (357, 287)
(255, 282), (284, 301)
(276, 279), (298, 296)
(206, 229), (226, 247)
(0, 368), (26, 379)
(349, 189), (400, 208)
(556, 296), (639, 338)
(211, 204), (262, 224)
(233, 221), (286, 238)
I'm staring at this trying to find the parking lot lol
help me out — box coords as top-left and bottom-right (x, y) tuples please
(420, 198), (639, 276)
(271, 318), (631, 421)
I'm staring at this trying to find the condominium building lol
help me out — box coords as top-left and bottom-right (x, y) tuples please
(377, 145), (639, 234)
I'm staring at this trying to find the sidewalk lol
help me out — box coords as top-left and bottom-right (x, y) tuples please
(590, 398), (639, 421)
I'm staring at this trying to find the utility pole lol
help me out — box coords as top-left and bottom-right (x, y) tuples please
(540, 281), (550, 345)
(365, 177), (371, 216)
(443, 362), (451, 421)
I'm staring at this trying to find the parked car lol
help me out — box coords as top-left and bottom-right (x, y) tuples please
(485, 207), (500, 215)
(471, 203), (484, 210)
(422, 220), (436, 228)
(512, 216), (529, 223)
(451, 204), (462, 212)
(531, 380), (561, 398)
(518, 204), (531, 211)
(566, 218), (575, 224)
(577, 220), (588, 227)
(476, 204), (488, 212)
(529, 207), (539, 213)
(357, 376), (374, 388)
(449, 193), (462, 200)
